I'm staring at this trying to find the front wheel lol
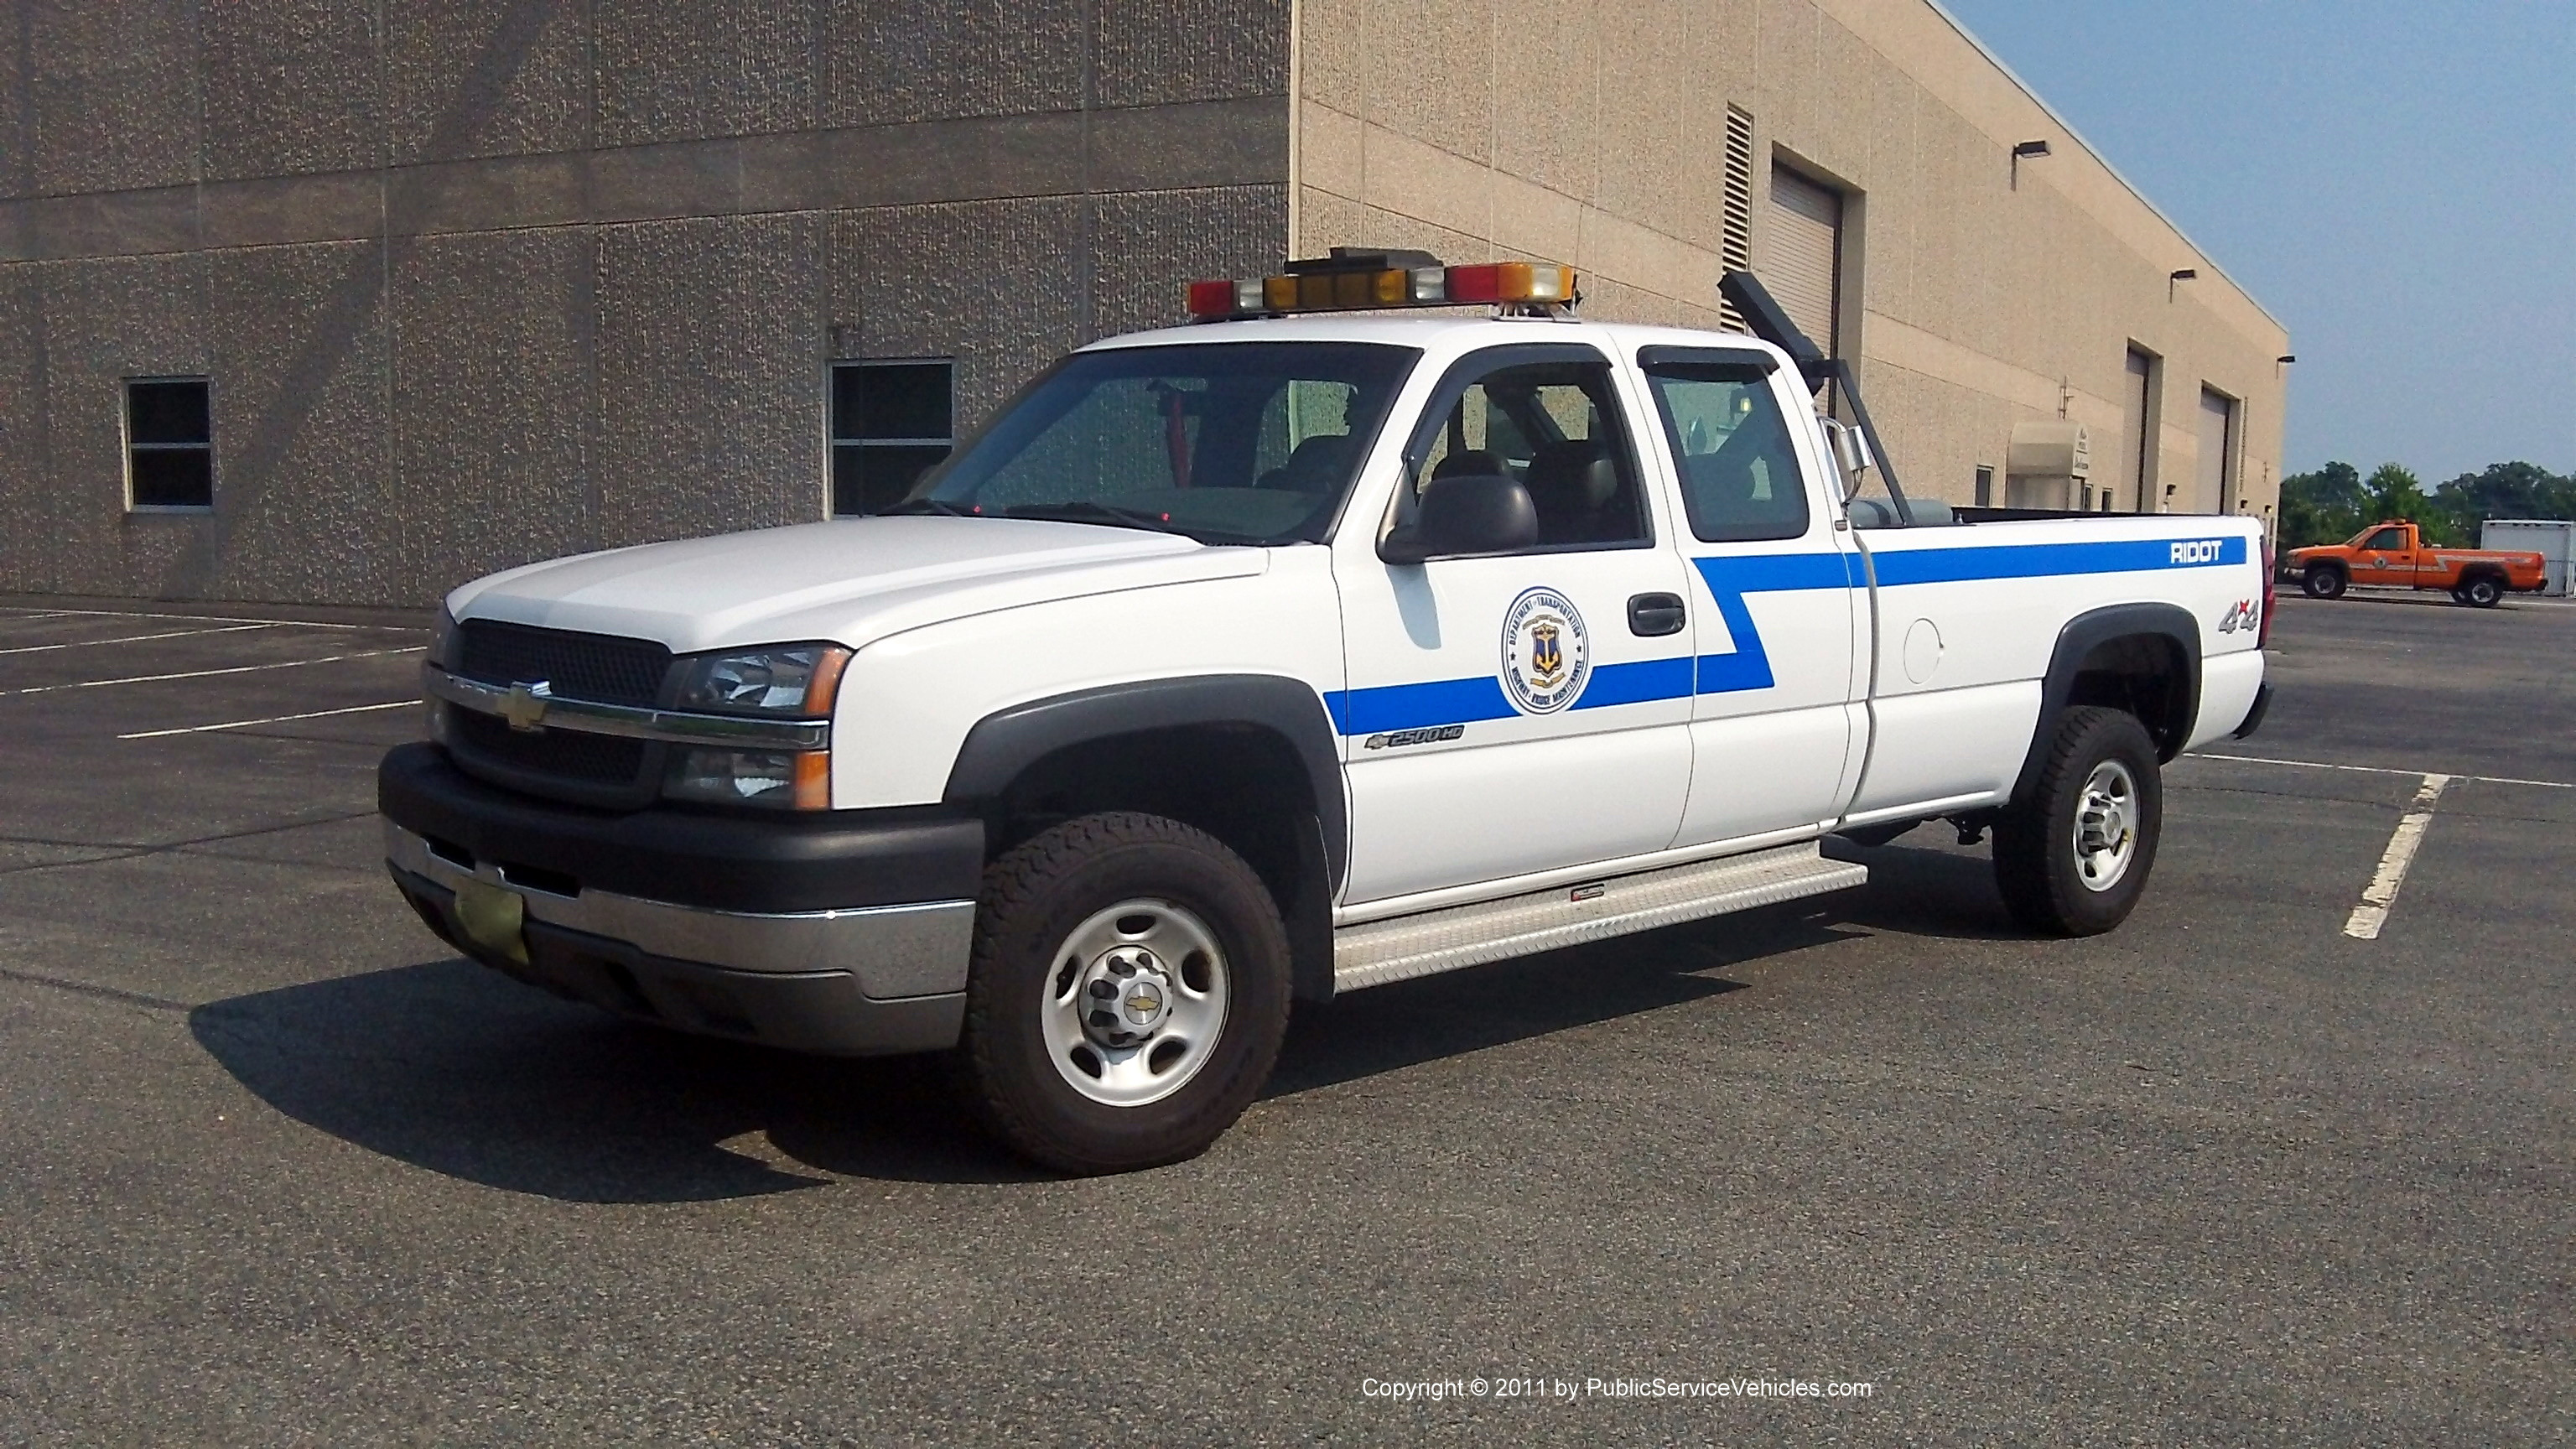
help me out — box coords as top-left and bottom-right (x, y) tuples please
(2303, 564), (2346, 600)
(2462, 575), (2504, 608)
(1993, 706), (2163, 936)
(958, 812), (1292, 1175)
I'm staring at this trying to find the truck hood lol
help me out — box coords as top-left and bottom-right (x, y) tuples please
(449, 517), (1269, 654)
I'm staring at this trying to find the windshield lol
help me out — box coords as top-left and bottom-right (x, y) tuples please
(907, 341), (1419, 545)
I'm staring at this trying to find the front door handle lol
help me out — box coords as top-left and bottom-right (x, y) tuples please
(1628, 592), (1686, 636)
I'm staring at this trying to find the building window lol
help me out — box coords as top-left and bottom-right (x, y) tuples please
(1974, 465), (1993, 507)
(126, 377), (212, 510)
(831, 360), (953, 516)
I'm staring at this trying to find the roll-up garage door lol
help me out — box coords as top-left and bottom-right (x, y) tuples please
(1765, 168), (1841, 355)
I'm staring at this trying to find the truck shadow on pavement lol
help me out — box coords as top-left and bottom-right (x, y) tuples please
(1820, 836), (2026, 942)
(186, 871), (1992, 1202)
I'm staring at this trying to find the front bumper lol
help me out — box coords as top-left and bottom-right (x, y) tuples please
(379, 743), (984, 1056)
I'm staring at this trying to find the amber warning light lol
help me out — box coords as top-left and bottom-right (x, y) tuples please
(1186, 248), (1578, 319)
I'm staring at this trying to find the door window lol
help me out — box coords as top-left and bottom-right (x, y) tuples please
(1402, 354), (1649, 548)
(2364, 527), (2408, 552)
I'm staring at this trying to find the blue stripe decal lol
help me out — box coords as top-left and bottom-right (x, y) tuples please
(1332, 532), (2246, 733)
(1869, 535), (2246, 587)
(1690, 551), (1854, 694)
(1325, 676), (1516, 735)
(1571, 657), (1696, 710)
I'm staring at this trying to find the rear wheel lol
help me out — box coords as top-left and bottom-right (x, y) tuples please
(2462, 574), (2504, 608)
(958, 811), (1291, 1175)
(2303, 564), (2346, 600)
(1994, 706), (2163, 936)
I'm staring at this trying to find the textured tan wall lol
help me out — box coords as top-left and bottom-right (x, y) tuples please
(0, 0), (1292, 606)
(1292, 0), (2289, 522)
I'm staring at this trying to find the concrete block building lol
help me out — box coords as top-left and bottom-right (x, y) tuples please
(0, 0), (2287, 607)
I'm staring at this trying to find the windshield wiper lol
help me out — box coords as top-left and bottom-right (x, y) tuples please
(877, 497), (980, 517)
(1002, 501), (1190, 534)
(1003, 501), (1271, 547)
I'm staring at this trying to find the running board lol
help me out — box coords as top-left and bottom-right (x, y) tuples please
(1332, 842), (1867, 993)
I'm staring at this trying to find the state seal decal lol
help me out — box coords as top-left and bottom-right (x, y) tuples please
(1499, 586), (1590, 714)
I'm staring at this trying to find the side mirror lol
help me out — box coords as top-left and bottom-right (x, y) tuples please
(1380, 473), (1539, 564)
(1819, 416), (1872, 494)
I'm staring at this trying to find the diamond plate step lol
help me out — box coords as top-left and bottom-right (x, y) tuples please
(1332, 841), (1867, 992)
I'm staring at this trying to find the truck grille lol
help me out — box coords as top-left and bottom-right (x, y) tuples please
(450, 709), (649, 785)
(448, 621), (673, 807)
(455, 621), (671, 708)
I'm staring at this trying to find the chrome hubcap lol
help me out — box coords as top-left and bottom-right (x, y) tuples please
(1040, 899), (1229, 1108)
(2071, 760), (2140, 892)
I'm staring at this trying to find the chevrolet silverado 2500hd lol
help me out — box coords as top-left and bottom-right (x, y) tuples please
(380, 257), (2272, 1174)
(2285, 520), (2547, 606)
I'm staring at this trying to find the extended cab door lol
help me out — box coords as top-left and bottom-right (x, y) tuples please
(1633, 346), (1866, 847)
(1332, 343), (1697, 906)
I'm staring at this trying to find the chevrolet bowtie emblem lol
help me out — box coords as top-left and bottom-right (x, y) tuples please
(500, 680), (553, 732)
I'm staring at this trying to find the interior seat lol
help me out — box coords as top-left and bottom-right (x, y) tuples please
(1523, 440), (1629, 543)
(1254, 434), (1353, 491)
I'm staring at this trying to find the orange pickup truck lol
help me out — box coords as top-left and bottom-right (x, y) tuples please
(2283, 521), (2548, 607)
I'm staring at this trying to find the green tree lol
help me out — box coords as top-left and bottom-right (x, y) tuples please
(2277, 460), (2365, 546)
(2361, 462), (2444, 541)
(2428, 460), (2576, 543)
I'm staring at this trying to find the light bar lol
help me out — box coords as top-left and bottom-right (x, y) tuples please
(1183, 251), (1579, 320)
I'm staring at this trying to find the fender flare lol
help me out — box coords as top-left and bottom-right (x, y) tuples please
(2009, 603), (2201, 806)
(941, 673), (1348, 893)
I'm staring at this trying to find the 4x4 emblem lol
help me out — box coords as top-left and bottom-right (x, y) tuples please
(500, 681), (553, 732)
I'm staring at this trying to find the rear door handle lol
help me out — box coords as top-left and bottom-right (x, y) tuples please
(1628, 592), (1686, 636)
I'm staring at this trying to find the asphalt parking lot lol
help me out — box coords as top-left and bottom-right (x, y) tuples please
(2, 588), (2569, 1445)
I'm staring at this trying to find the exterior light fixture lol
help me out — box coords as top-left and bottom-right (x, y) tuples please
(2277, 355), (2297, 364)
(2010, 138), (2051, 189)
(2168, 267), (2197, 301)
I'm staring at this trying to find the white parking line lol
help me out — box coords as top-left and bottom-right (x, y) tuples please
(0, 623), (281, 656)
(119, 699), (415, 739)
(0, 647), (421, 699)
(2189, 751), (2575, 792)
(2344, 774), (2451, 940)
(0, 605), (388, 631)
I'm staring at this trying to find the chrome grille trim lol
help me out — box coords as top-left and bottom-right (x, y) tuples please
(424, 664), (829, 750)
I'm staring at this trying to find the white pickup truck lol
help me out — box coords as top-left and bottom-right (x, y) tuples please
(380, 257), (2272, 1173)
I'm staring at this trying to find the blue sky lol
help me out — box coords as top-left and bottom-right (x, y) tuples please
(1936, 0), (2575, 484)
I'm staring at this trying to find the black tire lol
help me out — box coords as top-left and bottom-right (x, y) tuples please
(958, 811), (1292, 1175)
(1993, 706), (2163, 937)
(2462, 574), (2504, 608)
(2302, 564), (2346, 600)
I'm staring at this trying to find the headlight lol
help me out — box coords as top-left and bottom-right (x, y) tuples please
(664, 748), (832, 810)
(662, 644), (850, 811)
(428, 605), (460, 669)
(671, 644), (851, 716)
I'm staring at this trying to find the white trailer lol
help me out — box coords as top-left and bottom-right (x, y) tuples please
(2480, 520), (2573, 596)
